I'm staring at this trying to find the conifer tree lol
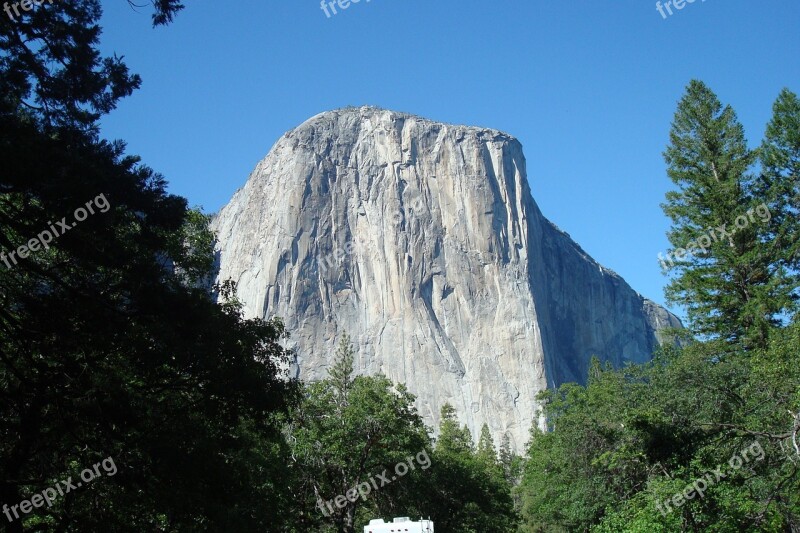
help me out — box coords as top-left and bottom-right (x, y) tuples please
(662, 80), (786, 347)
(0, 2), (299, 530)
(436, 403), (473, 455)
(329, 333), (355, 406)
(759, 88), (800, 318)
(477, 423), (498, 466)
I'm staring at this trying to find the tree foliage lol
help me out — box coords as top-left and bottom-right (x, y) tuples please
(517, 83), (800, 532)
(283, 335), (430, 533)
(419, 406), (517, 532)
(661, 81), (795, 348)
(0, 2), (300, 531)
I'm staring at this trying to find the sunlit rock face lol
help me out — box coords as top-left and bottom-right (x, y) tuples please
(212, 107), (681, 451)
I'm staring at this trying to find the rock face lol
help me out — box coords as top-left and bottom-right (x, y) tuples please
(212, 106), (681, 451)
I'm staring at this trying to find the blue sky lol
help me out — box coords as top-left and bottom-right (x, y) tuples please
(98, 0), (799, 315)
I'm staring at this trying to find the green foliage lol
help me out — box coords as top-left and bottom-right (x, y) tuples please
(418, 405), (517, 532)
(477, 424), (499, 468)
(759, 88), (800, 309)
(0, 2), (299, 531)
(284, 335), (431, 533)
(519, 337), (800, 531)
(282, 352), (522, 533)
(517, 83), (800, 532)
(436, 403), (474, 456)
(0, 0), (183, 135)
(499, 432), (524, 486)
(661, 80), (794, 348)
(329, 333), (356, 406)
(169, 207), (217, 287)
(518, 361), (650, 531)
(0, 125), (300, 529)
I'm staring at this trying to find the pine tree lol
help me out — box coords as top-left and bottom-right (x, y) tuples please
(477, 423), (498, 466)
(661, 80), (785, 347)
(499, 433), (521, 484)
(427, 406), (518, 532)
(436, 403), (473, 455)
(759, 88), (800, 318)
(329, 333), (355, 408)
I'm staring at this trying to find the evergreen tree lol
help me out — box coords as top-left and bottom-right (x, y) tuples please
(0, 0), (183, 135)
(285, 341), (429, 533)
(498, 433), (522, 485)
(476, 424), (499, 470)
(0, 2), (299, 531)
(517, 84), (800, 532)
(425, 406), (517, 532)
(661, 80), (788, 348)
(759, 88), (800, 316)
(329, 333), (355, 407)
(436, 403), (473, 456)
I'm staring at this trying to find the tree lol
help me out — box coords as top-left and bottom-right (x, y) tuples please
(436, 403), (474, 456)
(0, 0), (184, 135)
(759, 88), (800, 316)
(516, 84), (800, 529)
(0, 2), (299, 531)
(329, 333), (355, 409)
(661, 80), (790, 349)
(516, 344), (800, 532)
(424, 405), (517, 532)
(285, 335), (430, 533)
(499, 433), (523, 487)
(517, 360), (652, 531)
(475, 424), (499, 469)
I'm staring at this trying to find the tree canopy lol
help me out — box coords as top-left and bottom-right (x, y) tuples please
(517, 83), (800, 532)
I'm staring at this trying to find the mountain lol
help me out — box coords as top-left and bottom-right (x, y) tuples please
(211, 106), (681, 451)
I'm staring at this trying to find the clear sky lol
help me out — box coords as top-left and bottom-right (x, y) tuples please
(97, 0), (799, 315)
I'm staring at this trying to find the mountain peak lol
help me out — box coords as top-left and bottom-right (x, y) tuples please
(290, 106), (518, 145)
(212, 110), (680, 452)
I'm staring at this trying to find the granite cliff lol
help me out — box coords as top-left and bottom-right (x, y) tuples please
(211, 107), (681, 451)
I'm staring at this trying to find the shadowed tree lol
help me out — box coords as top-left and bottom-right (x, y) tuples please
(0, 2), (301, 531)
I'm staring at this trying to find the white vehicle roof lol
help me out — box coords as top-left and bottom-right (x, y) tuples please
(364, 517), (434, 533)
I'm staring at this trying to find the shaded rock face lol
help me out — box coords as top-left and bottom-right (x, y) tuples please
(212, 106), (681, 451)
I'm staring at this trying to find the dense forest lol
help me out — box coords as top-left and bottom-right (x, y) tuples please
(1, 2), (797, 531)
